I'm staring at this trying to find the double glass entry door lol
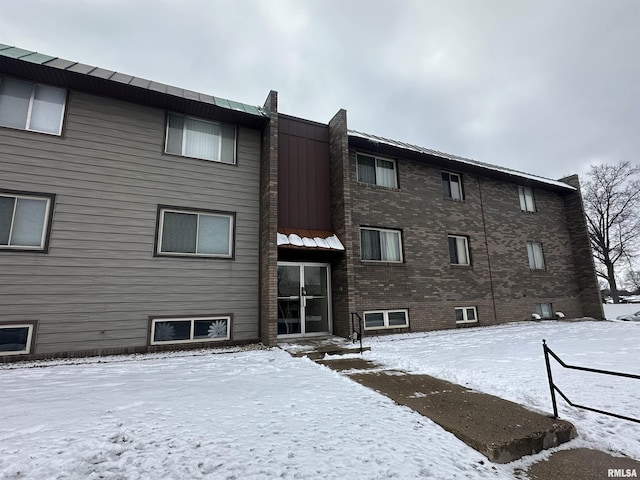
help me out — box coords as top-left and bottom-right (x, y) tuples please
(277, 263), (331, 337)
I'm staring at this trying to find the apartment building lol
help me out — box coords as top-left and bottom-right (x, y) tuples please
(0, 45), (603, 360)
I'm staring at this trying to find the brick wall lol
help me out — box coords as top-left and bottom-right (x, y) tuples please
(343, 147), (597, 334)
(560, 175), (604, 319)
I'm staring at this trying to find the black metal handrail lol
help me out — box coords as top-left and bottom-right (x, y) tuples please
(543, 339), (640, 423)
(350, 312), (364, 354)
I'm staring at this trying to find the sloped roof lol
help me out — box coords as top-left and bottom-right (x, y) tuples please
(348, 129), (575, 191)
(0, 44), (269, 127)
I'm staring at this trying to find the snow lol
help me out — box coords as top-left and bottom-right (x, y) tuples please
(276, 232), (290, 246)
(1, 321), (638, 479)
(361, 321), (640, 461)
(276, 232), (345, 251)
(325, 234), (345, 251)
(287, 233), (303, 247)
(604, 303), (640, 319)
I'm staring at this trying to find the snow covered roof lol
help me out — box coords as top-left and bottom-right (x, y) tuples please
(348, 129), (576, 191)
(277, 228), (345, 251)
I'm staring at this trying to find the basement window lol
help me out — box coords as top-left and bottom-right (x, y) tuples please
(536, 303), (554, 319)
(455, 307), (477, 324)
(363, 310), (409, 330)
(150, 316), (231, 345)
(0, 323), (35, 356)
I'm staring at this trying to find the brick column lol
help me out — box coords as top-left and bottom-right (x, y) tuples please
(560, 174), (604, 319)
(328, 109), (356, 337)
(259, 91), (279, 344)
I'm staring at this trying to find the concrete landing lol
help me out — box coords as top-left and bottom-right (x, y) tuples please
(525, 448), (640, 480)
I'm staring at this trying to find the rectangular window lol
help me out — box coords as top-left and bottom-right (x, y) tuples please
(527, 241), (545, 270)
(357, 154), (397, 188)
(157, 207), (234, 258)
(0, 77), (66, 135)
(150, 316), (231, 345)
(0, 192), (54, 251)
(165, 112), (236, 164)
(442, 172), (463, 200)
(363, 310), (409, 330)
(360, 227), (402, 262)
(455, 307), (478, 324)
(0, 323), (35, 356)
(448, 235), (470, 265)
(518, 186), (536, 212)
(536, 303), (553, 319)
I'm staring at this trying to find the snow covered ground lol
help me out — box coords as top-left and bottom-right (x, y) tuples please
(1, 320), (638, 479)
(604, 303), (640, 319)
(362, 320), (640, 462)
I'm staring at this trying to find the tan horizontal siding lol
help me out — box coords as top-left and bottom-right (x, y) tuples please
(0, 90), (261, 354)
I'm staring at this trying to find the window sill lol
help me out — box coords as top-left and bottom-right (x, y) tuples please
(163, 150), (237, 166)
(456, 321), (478, 327)
(0, 247), (48, 253)
(0, 123), (63, 137)
(356, 181), (399, 191)
(155, 252), (234, 260)
(450, 264), (472, 268)
(360, 260), (404, 266)
(444, 197), (465, 203)
(364, 325), (409, 331)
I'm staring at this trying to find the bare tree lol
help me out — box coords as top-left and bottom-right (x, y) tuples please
(583, 161), (640, 303)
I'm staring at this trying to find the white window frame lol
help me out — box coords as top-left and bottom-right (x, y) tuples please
(360, 227), (403, 263)
(157, 207), (234, 258)
(0, 323), (35, 356)
(0, 192), (53, 251)
(442, 171), (463, 201)
(518, 186), (536, 212)
(165, 112), (237, 164)
(536, 303), (554, 319)
(150, 316), (231, 345)
(448, 235), (470, 266)
(455, 307), (478, 324)
(363, 309), (409, 331)
(0, 77), (66, 135)
(527, 241), (545, 270)
(356, 153), (398, 188)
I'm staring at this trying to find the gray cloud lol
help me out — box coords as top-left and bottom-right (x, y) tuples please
(2, 0), (639, 180)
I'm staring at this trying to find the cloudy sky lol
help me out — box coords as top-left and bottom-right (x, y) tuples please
(2, 0), (639, 180)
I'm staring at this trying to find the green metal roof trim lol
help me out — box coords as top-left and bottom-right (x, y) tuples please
(0, 44), (268, 118)
(348, 129), (575, 191)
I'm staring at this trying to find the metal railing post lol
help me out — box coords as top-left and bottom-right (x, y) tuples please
(543, 339), (559, 418)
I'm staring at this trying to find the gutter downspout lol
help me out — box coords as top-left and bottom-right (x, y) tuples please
(478, 176), (499, 324)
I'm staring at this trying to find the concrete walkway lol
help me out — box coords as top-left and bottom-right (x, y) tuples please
(281, 340), (640, 478)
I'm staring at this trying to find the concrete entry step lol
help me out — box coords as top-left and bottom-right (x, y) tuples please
(315, 357), (380, 371)
(345, 369), (577, 464)
(279, 337), (370, 360)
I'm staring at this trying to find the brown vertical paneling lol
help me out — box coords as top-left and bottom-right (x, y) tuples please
(277, 115), (332, 231)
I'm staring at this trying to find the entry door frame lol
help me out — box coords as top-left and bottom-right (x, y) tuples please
(277, 261), (333, 338)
